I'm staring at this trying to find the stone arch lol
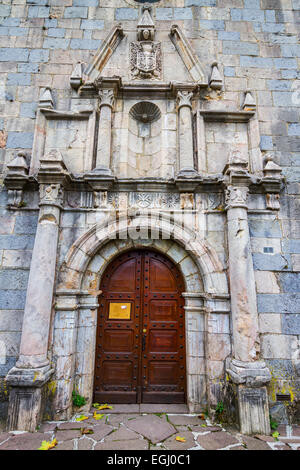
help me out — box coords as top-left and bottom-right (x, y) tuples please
(57, 213), (228, 296)
(53, 214), (229, 419)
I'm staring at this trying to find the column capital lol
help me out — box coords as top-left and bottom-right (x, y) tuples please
(225, 184), (249, 210)
(97, 87), (115, 110)
(226, 358), (271, 387)
(177, 89), (193, 110)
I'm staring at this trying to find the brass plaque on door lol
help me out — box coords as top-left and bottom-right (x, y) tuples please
(108, 303), (131, 320)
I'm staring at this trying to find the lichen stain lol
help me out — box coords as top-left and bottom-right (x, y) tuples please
(48, 381), (57, 396)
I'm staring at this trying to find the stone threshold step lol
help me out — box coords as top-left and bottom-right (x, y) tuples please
(91, 404), (189, 414)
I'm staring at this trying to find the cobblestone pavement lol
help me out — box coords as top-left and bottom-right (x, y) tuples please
(0, 405), (299, 451)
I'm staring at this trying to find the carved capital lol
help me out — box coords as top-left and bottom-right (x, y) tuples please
(39, 183), (64, 208)
(177, 90), (193, 110)
(96, 88), (114, 110)
(225, 185), (249, 210)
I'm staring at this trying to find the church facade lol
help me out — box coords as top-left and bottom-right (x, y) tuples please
(0, 0), (299, 434)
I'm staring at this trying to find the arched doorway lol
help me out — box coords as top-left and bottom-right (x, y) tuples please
(93, 249), (186, 404)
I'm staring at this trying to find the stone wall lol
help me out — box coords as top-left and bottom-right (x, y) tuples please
(0, 0), (299, 423)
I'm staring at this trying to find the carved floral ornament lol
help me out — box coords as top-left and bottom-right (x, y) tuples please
(97, 88), (115, 110)
(225, 185), (249, 209)
(177, 90), (193, 110)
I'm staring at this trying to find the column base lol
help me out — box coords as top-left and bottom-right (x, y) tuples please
(226, 359), (271, 435)
(6, 364), (53, 432)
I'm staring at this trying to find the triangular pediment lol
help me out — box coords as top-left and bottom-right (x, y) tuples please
(81, 11), (208, 88)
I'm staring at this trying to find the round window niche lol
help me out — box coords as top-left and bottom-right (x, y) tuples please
(130, 102), (161, 123)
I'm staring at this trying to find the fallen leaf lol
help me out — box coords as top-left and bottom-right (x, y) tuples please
(96, 404), (113, 410)
(175, 436), (186, 443)
(93, 411), (104, 420)
(272, 431), (280, 441)
(81, 428), (94, 435)
(75, 415), (89, 422)
(38, 438), (58, 451)
(198, 414), (206, 420)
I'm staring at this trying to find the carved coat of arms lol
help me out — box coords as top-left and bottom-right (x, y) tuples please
(130, 41), (162, 80)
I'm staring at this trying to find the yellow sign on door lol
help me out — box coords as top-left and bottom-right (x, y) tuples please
(108, 303), (131, 320)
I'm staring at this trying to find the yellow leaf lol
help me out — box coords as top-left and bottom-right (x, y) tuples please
(175, 436), (186, 443)
(93, 411), (104, 421)
(75, 415), (89, 422)
(97, 404), (113, 410)
(38, 438), (58, 451)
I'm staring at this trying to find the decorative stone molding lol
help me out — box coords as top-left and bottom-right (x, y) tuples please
(39, 183), (64, 208)
(97, 88), (115, 110)
(70, 62), (84, 90)
(170, 25), (207, 85)
(226, 358), (271, 388)
(225, 185), (249, 210)
(177, 90), (193, 110)
(4, 152), (29, 207)
(242, 90), (256, 111)
(209, 62), (223, 90)
(130, 41), (162, 80)
(137, 6), (156, 42)
(84, 24), (124, 82)
(39, 87), (54, 109)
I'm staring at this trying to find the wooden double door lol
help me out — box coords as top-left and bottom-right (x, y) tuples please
(94, 249), (186, 404)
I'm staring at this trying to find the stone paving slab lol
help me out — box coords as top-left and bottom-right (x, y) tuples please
(94, 439), (149, 450)
(196, 431), (240, 450)
(125, 415), (176, 444)
(0, 413), (300, 451)
(163, 431), (197, 450)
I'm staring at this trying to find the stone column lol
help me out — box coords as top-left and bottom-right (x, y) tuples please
(6, 152), (68, 431)
(177, 90), (197, 177)
(224, 160), (271, 435)
(94, 88), (114, 175)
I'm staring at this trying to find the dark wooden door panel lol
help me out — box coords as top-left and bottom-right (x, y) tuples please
(94, 249), (186, 404)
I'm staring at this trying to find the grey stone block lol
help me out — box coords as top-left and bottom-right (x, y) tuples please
(282, 314), (300, 335)
(288, 124), (300, 136)
(0, 290), (27, 310)
(174, 8), (193, 20)
(240, 56), (273, 68)
(267, 80), (291, 91)
(47, 28), (66, 38)
(81, 20), (104, 30)
(20, 102), (38, 119)
(0, 270), (29, 291)
(14, 215), (38, 235)
(0, 6), (11, 17)
(115, 8), (138, 20)
(223, 41), (259, 55)
(155, 8), (173, 21)
(43, 38), (70, 50)
(73, 0), (98, 5)
(64, 7), (88, 19)
(253, 253), (291, 271)
(278, 273), (300, 293)
(6, 132), (34, 149)
(70, 38), (100, 50)
(218, 31), (240, 41)
(7, 73), (31, 86)
(257, 294), (300, 313)
(249, 219), (281, 238)
(28, 6), (50, 18)
(0, 357), (17, 377)
(200, 20), (225, 30)
(186, 0), (216, 4)
(0, 235), (35, 250)
(282, 239), (300, 254)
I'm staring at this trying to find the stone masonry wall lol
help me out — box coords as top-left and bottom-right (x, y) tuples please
(0, 0), (300, 422)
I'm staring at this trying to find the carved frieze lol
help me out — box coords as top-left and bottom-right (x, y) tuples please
(130, 41), (162, 80)
(40, 183), (64, 207)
